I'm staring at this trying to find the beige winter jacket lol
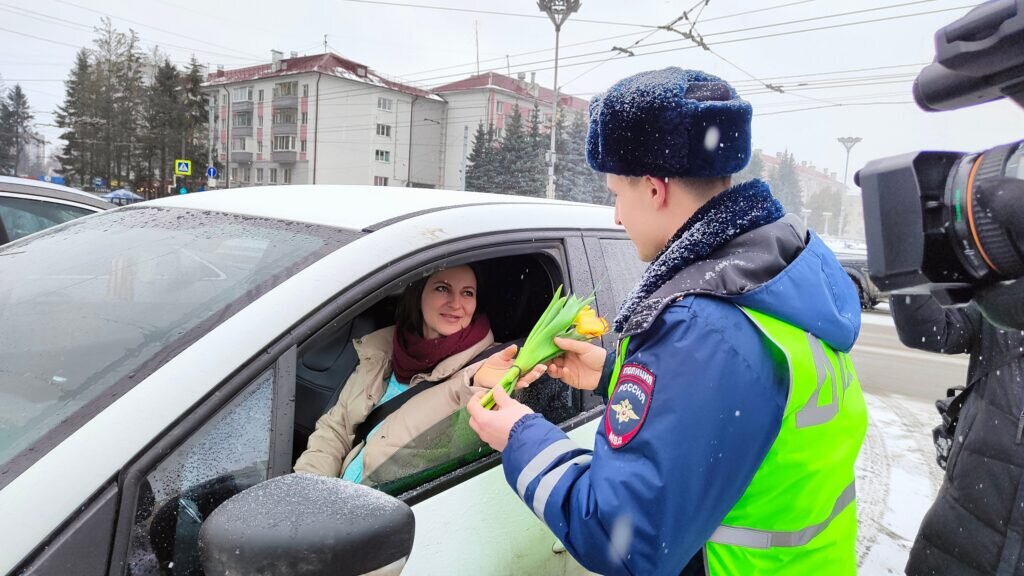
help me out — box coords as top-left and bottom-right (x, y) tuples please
(294, 325), (495, 478)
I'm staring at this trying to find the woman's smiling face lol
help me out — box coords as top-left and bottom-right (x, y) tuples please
(419, 266), (478, 339)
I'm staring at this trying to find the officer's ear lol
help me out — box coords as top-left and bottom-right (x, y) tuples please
(641, 175), (670, 209)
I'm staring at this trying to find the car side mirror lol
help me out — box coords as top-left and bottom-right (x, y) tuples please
(199, 473), (415, 576)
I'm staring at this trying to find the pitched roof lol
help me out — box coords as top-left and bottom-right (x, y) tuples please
(203, 52), (437, 99)
(434, 71), (589, 110)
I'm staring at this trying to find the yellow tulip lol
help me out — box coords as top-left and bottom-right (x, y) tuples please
(572, 306), (609, 339)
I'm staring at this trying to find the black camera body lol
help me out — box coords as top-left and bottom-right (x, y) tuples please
(857, 0), (1024, 329)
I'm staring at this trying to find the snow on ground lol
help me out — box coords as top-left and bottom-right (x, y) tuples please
(857, 392), (944, 574)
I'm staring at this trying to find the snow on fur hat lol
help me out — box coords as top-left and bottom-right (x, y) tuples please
(586, 67), (752, 178)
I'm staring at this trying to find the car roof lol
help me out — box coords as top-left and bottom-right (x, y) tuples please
(144, 185), (609, 231)
(0, 176), (113, 210)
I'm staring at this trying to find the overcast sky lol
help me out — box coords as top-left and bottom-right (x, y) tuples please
(2, 0), (1021, 183)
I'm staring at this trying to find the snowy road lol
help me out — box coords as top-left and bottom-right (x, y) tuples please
(856, 391), (944, 574)
(853, 308), (960, 574)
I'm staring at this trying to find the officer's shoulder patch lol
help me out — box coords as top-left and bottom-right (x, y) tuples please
(604, 363), (656, 449)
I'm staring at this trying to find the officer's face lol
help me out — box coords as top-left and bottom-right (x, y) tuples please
(607, 174), (666, 262)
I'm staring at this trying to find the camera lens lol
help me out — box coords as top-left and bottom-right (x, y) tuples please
(945, 141), (1024, 281)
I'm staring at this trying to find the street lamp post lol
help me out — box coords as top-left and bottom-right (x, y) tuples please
(538, 0), (581, 200)
(836, 136), (861, 238)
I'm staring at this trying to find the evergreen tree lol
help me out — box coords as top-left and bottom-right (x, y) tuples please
(768, 150), (804, 214)
(145, 58), (183, 195)
(465, 121), (496, 193)
(805, 184), (844, 236)
(556, 111), (603, 203)
(496, 104), (545, 197)
(115, 28), (145, 188)
(734, 149), (765, 183)
(55, 49), (93, 187)
(0, 85), (34, 176)
(182, 56), (209, 186)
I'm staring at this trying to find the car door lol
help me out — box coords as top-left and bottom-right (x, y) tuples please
(288, 228), (609, 575)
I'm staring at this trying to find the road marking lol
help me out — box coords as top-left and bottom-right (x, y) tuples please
(861, 313), (896, 328)
(852, 344), (969, 366)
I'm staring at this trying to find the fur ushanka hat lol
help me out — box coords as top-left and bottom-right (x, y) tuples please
(586, 68), (752, 178)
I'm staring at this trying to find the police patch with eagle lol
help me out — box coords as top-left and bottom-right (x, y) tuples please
(604, 363), (655, 448)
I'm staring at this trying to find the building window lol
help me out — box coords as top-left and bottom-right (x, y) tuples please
(377, 97), (393, 112)
(300, 139), (307, 152)
(258, 89), (264, 102)
(374, 176), (389, 186)
(374, 149), (390, 163)
(270, 168), (278, 183)
(495, 127), (504, 139)
(258, 115), (264, 128)
(242, 167), (251, 182)
(272, 109), (296, 125)
(257, 141), (263, 153)
(232, 112), (252, 127)
(283, 168), (292, 184)
(301, 112), (308, 125)
(230, 167), (238, 181)
(496, 101), (504, 114)
(256, 168), (264, 183)
(232, 86), (253, 102)
(302, 84), (309, 97)
(232, 137), (246, 151)
(273, 135), (296, 151)
(273, 81), (298, 98)
(376, 123), (392, 137)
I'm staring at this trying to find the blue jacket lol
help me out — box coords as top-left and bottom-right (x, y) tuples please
(501, 216), (861, 575)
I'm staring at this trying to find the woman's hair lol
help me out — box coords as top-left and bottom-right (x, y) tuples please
(394, 264), (483, 336)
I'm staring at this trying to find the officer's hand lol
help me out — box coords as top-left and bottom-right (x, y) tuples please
(467, 385), (533, 452)
(546, 337), (606, 391)
(473, 344), (548, 389)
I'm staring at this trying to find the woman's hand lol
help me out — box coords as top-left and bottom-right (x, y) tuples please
(546, 337), (606, 391)
(472, 344), (547, 389)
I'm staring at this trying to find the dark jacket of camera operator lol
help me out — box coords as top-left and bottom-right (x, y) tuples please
(892, 293), (1024, 576)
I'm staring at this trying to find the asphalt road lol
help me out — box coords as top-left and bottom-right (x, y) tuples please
(852, 304), (969, 401)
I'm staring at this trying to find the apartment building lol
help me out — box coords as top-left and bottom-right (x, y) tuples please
(203, 51), (444, 189)
(433, 71), (588, 190)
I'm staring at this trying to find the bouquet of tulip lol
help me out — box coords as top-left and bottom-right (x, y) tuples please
(478, 285), (609, 410)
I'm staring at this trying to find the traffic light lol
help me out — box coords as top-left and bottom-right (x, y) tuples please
(179, 186), (189, 195)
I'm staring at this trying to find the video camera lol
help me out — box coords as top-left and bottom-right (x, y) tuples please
(856, 0), (1024, 329)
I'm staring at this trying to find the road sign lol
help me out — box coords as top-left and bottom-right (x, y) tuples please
(179, 186), (188, 195)
(174, 159), (192, 176)
(93, 177), (104, 187)
(206, 166), (217, 178)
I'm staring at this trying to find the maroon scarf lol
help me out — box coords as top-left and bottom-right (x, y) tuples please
(391, 314), (491, 384)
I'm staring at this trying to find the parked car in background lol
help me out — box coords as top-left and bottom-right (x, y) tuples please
(833, 247), (886, 309)
(0, 176), (111, 246)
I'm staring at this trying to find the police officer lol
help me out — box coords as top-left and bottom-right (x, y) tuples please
(467, 68), (868, 575)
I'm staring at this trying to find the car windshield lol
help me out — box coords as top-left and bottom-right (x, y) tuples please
(0, 206), (349, 470)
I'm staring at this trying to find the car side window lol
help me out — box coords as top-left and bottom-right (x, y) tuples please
(357, 253), (575, 495)
(124, 369), (274, 575)
(599, 239), (647, 308)
(0, 196), (94, 241)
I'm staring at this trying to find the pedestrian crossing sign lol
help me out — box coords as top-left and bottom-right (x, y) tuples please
(175, 159), (192, 176)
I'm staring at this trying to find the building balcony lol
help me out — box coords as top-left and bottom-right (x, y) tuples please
(230, 150), (253, 163)
(271, 122), (298, 136)
(231, 125), (253, 137)
(272, 94), (298, 109)
(232, 100), (253, 113)
(271, 150), (297, 163)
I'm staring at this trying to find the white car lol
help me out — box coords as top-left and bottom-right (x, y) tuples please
(0, 176), (111, 245)
(0, 185), (647, 576)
